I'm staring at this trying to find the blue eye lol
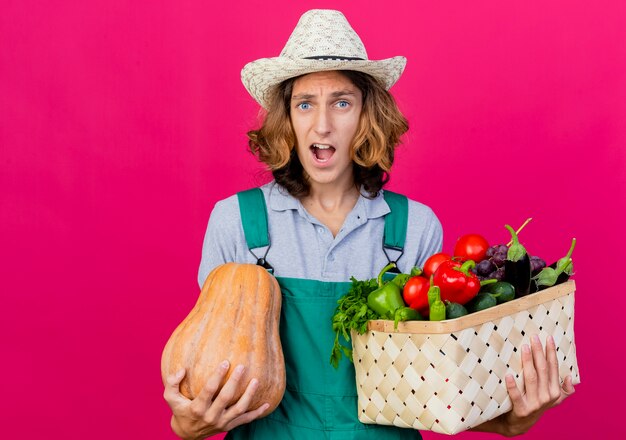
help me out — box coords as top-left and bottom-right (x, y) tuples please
(336, 100), (349, 108)
(297, 102), (311, 110)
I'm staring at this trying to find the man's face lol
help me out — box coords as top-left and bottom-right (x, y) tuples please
(290, 71), (363, 190)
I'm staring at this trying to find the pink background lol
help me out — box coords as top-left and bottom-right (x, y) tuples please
(1, 1), (625, 439)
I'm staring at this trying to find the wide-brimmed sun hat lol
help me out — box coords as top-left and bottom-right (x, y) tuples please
(241, 9), (407, 109)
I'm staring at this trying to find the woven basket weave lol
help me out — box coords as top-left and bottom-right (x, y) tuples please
(351, 280), (580, 435)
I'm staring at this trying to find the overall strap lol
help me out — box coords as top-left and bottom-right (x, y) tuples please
(236, 188), (273, 272)
(382, 190), (408, 272)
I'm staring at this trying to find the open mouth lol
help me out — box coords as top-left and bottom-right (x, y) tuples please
(310, 144), (335, 163)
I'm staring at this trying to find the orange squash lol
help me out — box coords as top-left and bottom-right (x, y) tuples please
(161, 263), (285, 412)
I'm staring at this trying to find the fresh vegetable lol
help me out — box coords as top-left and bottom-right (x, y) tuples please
(391, 267), (423, 289)
(505, 224), (527, 262)
(427, 276), (440, 307)
(429, 288), (446, 321)
(331, 264), (428, 367)
(478, 219), (534, 282)
(432, 259), (482, 305)
(402, 275), (430, 315)
(466, 292), (497, 313)
(393, 306), (423, 329)
(482, 281), (516, 303)
(454, 233), (490, 263)
(161, 263), (286, 413)
(533, 238), (576, 290)
(555, 238), (576, 276)
(423, 252), (451, 278)
(445, 302), (468, 319)
(330, 221), (576, 367)
(506, 218), (533, 246)
(503, 224), (532, 297)
(330, 276), (379, 368)
(367, 263), (405, 318)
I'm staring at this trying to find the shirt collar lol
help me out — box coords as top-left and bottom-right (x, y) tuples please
(268, 182), (300, 211)
(268, 181), (390, 219)
(364, 189), (391, 219)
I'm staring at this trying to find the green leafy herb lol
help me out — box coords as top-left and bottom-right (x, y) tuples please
(330, 276), (379, 368)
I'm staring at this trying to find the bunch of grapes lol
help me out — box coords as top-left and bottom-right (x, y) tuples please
(474, 244), (508, 281)
(529, 255), (547, 275)
(474, 244), (548, 281)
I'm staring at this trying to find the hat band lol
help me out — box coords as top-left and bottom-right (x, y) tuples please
(303, 55), (365, 61)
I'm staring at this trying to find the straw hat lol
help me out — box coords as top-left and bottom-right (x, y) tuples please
(241, 9), (406, 109)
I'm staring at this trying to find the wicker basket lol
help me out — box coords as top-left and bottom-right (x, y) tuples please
(351, 280), (580, 435)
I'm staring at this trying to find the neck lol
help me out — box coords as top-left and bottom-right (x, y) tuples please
(304, 183), (360, 212)
(304, 170), (360, 207)
(300, 182), (360, 237)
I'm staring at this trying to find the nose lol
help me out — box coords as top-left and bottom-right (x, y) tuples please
(313, 107), (332, 137)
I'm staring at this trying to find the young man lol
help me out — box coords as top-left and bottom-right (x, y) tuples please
(163, 10), (575, 439)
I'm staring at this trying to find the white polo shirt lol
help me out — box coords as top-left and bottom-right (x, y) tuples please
(198, 181), (443, 287)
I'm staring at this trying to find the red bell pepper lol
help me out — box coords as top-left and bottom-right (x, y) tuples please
(432, 259), (481, 305)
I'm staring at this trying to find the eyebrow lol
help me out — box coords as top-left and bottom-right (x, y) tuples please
(291, 90), (358, 101)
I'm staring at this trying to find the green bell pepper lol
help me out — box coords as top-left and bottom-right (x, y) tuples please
(367, 262), (405, 318)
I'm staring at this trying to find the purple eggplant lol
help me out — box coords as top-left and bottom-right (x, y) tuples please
(532, 238), (576, 291)
(503, 224), (532, 297)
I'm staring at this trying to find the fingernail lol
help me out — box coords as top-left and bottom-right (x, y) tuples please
(234, 364), (245, 374)
(220, 360), (229, 369)
(532, 335), (540, 344)
(522, 344), (530, 353)
(548, 335), (555, 345)
(175, 368), (185, 379)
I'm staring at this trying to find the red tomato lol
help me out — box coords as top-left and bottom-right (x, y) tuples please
(454, 233), (490, 263)
(423, 252), (452, 278)
(402, 276), (431, 315)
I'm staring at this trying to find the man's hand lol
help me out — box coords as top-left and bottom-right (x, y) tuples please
(163, 361), (270, 440)
(472, 335), (576, 436)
